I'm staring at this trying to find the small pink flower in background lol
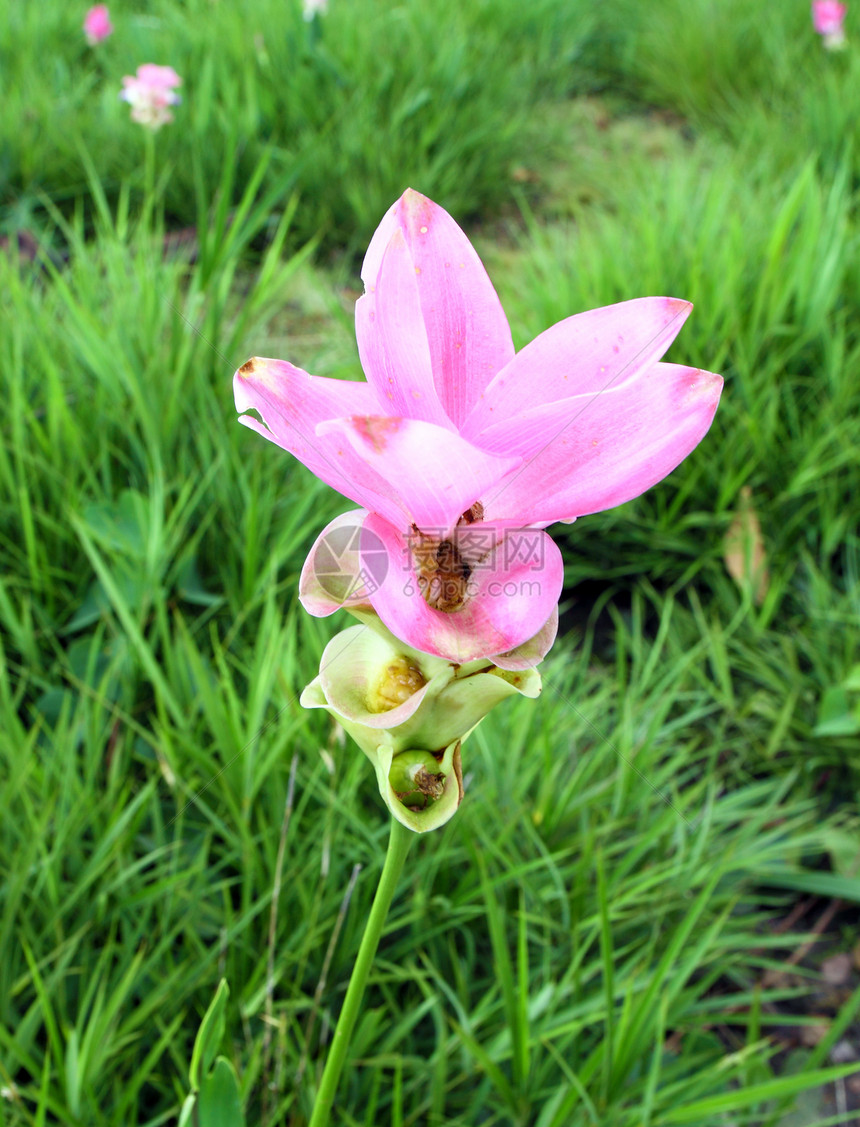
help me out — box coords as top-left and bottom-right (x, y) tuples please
(83, 4), (113, 45)
(235, 190), (723, 667)
(303, 0), (328, 19)
(812, 0), (847, 47)
(120, 65), (183, 130)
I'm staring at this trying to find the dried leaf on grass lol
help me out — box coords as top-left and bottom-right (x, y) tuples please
(724, 486), (769, 604)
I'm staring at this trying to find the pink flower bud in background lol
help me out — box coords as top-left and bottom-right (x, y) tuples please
(83, 5), (113, 45)
(119, 64), (183, 130)
(812, 1), (848, 48)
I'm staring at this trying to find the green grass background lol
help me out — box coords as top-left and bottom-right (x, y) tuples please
(1, 0), (859, 1123)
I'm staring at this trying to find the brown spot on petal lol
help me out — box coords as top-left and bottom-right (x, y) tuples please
(238, 358), (256, 377)
(353, 416), (402, 453)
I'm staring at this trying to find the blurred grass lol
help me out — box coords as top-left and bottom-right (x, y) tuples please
(1, 0), (593, 251)
(2, 0), (860, 1123)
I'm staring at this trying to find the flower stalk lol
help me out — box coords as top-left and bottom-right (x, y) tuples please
(307, 817), (413, 1127)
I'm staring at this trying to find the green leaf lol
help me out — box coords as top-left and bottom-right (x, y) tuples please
(759, 867), (860, 903)
(657, 1063), (860, 1123)
(64, 1028), (81, 1118)
(175, 554), (221, 607)
(197, 1057), (245, 1127)
(773, 1084), (821, 1127)
(71, 514), (185, 725)
(65, 571), (151, 632)
(82, 490), (150, 559)
(177, 1093), (197, 1127)
(813, 687), (860, 737)
(820, 827), (860, 879)
(189, 980), (230, 1091)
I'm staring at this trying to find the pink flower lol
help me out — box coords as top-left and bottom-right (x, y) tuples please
(119, 64), (182, 130)
(812, 0), (847, 46)
(234, 190), (723, 667)
(83, 5), (113, 45)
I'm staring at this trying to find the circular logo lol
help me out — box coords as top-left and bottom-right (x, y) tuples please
(312, 515), (389, 603)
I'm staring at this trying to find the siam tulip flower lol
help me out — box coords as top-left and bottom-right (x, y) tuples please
(83, 4), (113, 44)
(812, 0), (848, 47)
(301, 621), (540, 832)
(120, 64), (182, 130)
(235, 190), (723, 667)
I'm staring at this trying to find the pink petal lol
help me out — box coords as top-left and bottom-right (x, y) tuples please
(461, 297), (692, 439)
(299, 510), (379, 617)
(362, 189), (515, 428)
(477, 362), (723, 525)
(355, 229), (451, 427)
(137, 64), (182, 89)
(361, 512), (564, 665)
(317, 415), (520, 534)
(812, 1), (846, 33)
(234, 358), (406, 526)
(360, 196), (402, 292)
(490, 606), (558, 671)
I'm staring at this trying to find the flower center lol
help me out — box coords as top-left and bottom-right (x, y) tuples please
(367, 657), (427, 712)
(417, 539), (471, 612)
(412, 504), (483, 614)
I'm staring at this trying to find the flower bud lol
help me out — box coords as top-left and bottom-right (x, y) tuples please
(373, 739), (463, 833)
(388, 749), (445, 809)
(300, 619), (540, 832)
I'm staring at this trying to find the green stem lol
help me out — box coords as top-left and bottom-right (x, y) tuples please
(307, 817), (414, 1127)
(142, 129), (156, 228)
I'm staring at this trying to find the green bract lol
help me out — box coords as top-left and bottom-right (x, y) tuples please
(300, 621), (541, 833)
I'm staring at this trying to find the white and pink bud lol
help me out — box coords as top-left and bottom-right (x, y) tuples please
(812, 1), (848, 48)
(120, 64), (183, 130)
